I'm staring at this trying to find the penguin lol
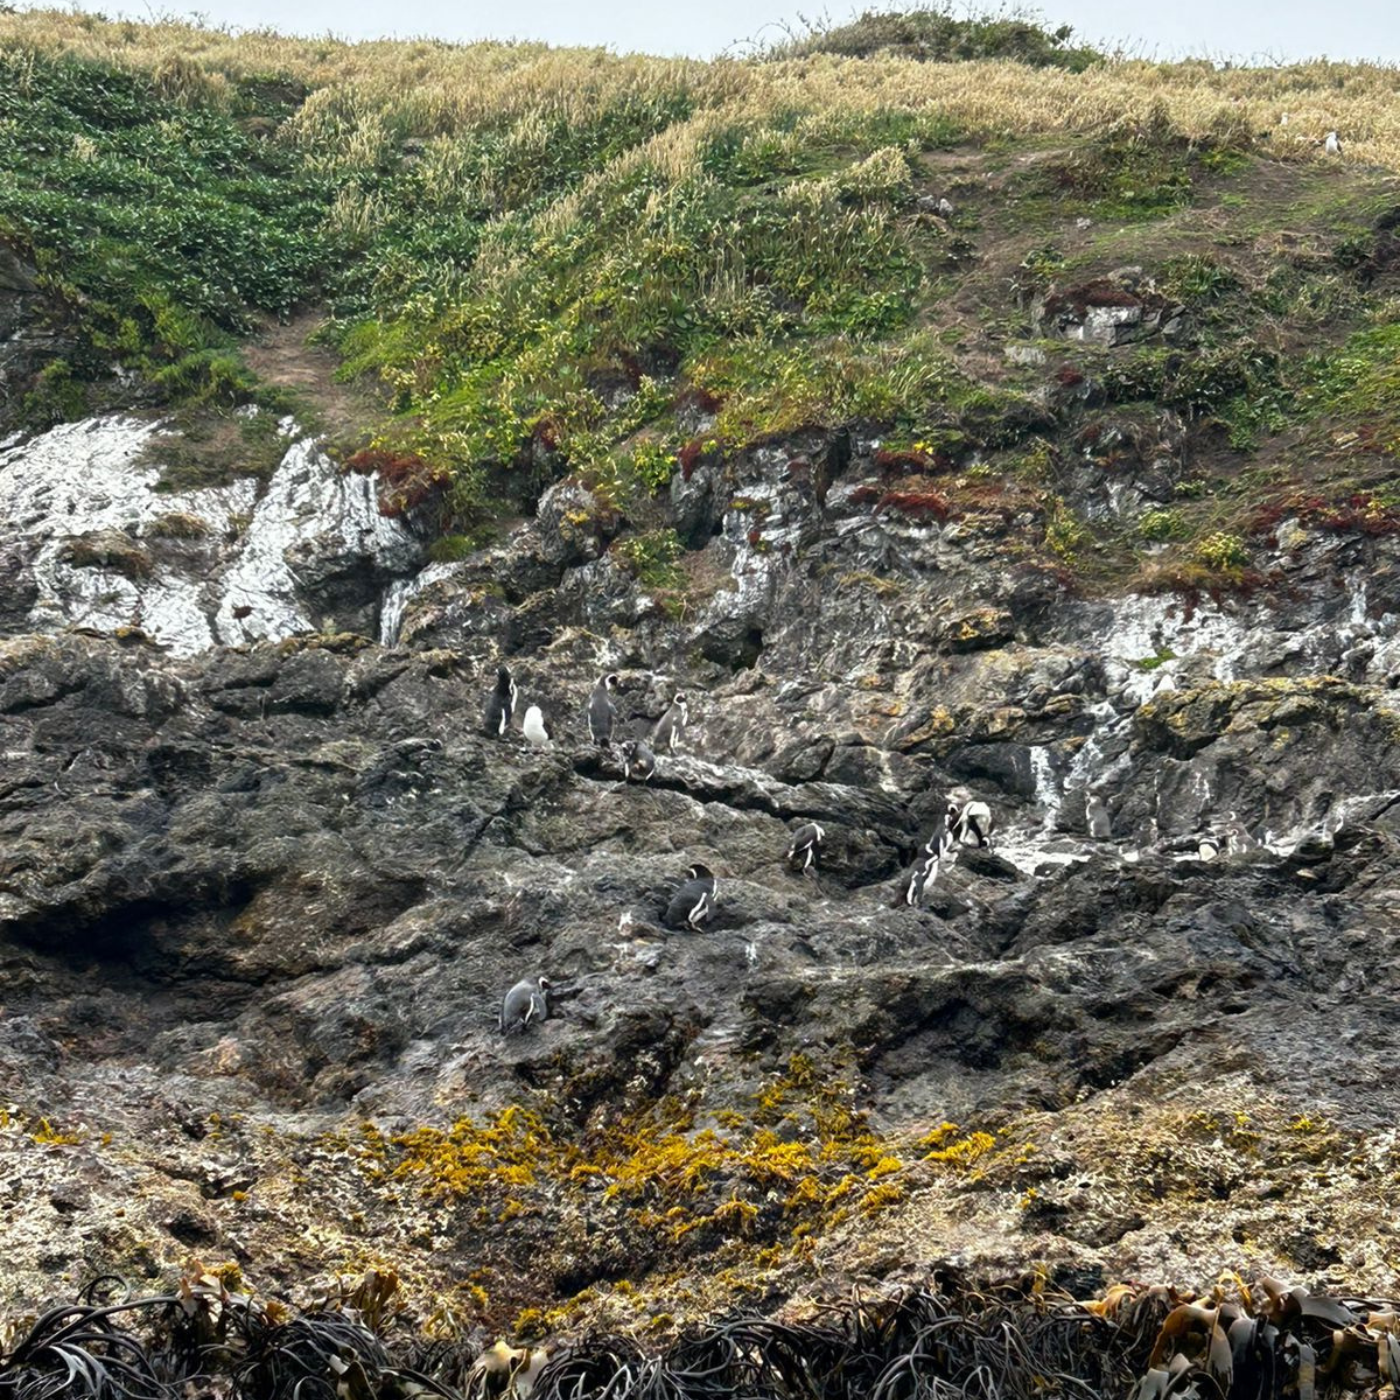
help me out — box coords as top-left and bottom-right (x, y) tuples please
(499, 975), (550, 1034)
(946, 789), (995, 849)
(468, 1340), (549, 1399)
(1085, 793), (1112, 841)
(1324, 130), (1343, 155)
(468, 1340), (521, 1399)
(904, 819), (956, 906)
(619, 738), (656, 783)
(904, 851), (937, 907)
(664, 863), (716, 930)
(936, 196), (954, 217)
(785, 821), (825, 873)
(1197, 837), (1220, 862)
(522, 705), (550, 749)
(652, 691), (689, 753)
(484, 666), (518, 738)
(1219, 811), (1260, 857)
(587, 673), (619, 747)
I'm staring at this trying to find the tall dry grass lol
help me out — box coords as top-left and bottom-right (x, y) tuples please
(4, 7), (1400, 172)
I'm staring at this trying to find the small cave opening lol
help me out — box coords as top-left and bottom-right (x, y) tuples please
(733, 627), (765, 672)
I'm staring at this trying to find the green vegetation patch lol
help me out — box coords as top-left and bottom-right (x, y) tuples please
(1043, 104), (1250, 222)
(764, 8), (1104, 69)
(0, 49), (339, 422)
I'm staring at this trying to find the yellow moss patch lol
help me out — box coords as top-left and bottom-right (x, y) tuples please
(920, 1123), (996, 1169)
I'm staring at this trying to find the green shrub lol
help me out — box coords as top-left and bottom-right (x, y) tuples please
(1138, 508), (1188, 542)
(766, 8), (1104, 70)
(612, 529), (685, 590)
(20, 358), (88, 428)
(1194, 531), (1249, 571)
(1160, 254), (1239, 304)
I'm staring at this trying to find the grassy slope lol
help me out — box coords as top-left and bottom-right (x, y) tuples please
(1, 9), (1399, 572)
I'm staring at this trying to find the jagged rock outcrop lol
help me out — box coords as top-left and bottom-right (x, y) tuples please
(1, 507), (1398, 1313)
(0, 417), (424, 652)
(2, 372), (1399, 1328)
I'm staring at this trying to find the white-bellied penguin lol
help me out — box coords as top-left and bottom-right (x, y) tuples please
(1219, 811), (1260, 856)
(786, 821), (825, 873)
(588, 673), (619, 746)
(652, 691), (689, 752)
(522, 704), (550, 748)
(499, 975), (550, 1033)
(484, 665), (518, 738)
(664, 862), (716, 930)
(619, 738), (656, 782)
(947, 788), (995, 849)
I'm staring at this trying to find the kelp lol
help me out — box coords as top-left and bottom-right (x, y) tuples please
(2, 1268), (1397, 1400)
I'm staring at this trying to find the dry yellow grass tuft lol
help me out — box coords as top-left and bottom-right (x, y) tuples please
(3, 8), (1400, 173)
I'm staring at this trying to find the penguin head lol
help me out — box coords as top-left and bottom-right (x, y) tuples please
(537, 975), (552, 991)
(603, 673), (619, 691)
(673, 690), (687, 705)
(687, 862), (714, 881)
(496, 665), (512, 686)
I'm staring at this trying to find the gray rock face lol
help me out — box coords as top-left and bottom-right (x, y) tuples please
(1, 582), (1398, 1308)
(0, 417), (425, 652)
(2, 399), (1400, 1319)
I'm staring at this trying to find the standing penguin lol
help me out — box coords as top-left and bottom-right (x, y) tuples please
(522, 705), (550, 749)
(664, 863), (717, 930)
(484, 666), (518, 738)
(786, 821), (825, 874)
(587, 673), (619, 747)
(1219, 812), (1261, 857)
(904, 820), (955, 906)
(904, 851), (936, 907)
(619, 738), (656, 783)
(1085, 792), (1112, 840)
(1324, 130), (1343, 155)
(500, 975), (550, 1033)
(947, 789), (995, 849)
(652, 691), (689, 753)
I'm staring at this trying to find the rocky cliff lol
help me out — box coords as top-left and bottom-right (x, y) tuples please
(2, 7), (1399, 1363)
(3, 406), (1398, 1335)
